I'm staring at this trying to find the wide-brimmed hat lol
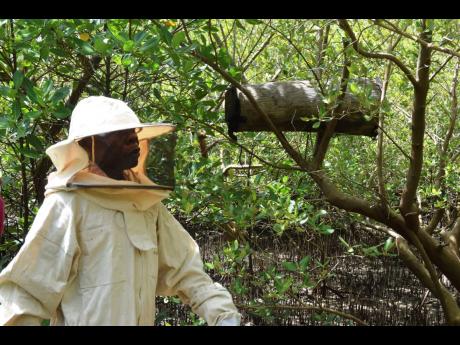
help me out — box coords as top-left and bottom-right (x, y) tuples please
(67, 96), (174, 141)
(45, 96), (175, 189)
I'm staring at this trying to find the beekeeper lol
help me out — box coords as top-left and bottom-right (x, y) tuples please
(0, 96), (241, 326)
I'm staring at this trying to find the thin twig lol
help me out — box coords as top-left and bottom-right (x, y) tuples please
(377, 124), (412, 161)
(267, 22), (326, 96)
(377, 19), (460, 60)
(338, 19), (418, 88)
(430, 55), (454, 82)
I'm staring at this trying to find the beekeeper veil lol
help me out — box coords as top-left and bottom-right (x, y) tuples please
(45, 96), (176, 192)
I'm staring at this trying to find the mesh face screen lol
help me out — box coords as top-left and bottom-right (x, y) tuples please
(68, 131), (177, 190)
(144, 132), (177, 189)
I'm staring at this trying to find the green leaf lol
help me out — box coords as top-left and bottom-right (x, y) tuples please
(194, 88), (207, 100)
(299, 256), (311, 270)
(25, 110), (42, 120)
(28, 135), (44, 151)
(228, 67), (242, 81)
(198, 45), (214, 60)
(42, 79), (54, 96)
(122, 56), (133, 66)
(12, 100), (21, 119)
(107, 22), (124, 42)
(204, 262), (214, 270)
(23, 80), (41, 104)
(273, 223), (285, 235)
(324, 227), (335, 235)
(349, 82), (359, 94)
(232, 278), (245, 295)
(123, 40), (135, 52)
(53, 104), (72, 119)
(13, 70), (24, 89)
(426, 19), (435, 32)
(172, 31), (186, 48)
(18, 146), (41, 159)
(140, 38), (158, 53)
(0, 85), (11, 97)
(0, 116), (9, 129)
(299, 216), (309, 225)
(338, 236), (350, 248)
(245, 19), (263, 25)
(347, 63), (358, 75)
(323, 97), (332, 104)
(148, 62), (159, 72)
(50, 48), (68, 58)
(158, 26), (173, 45)
(80, 42), (95, 55)
(217, 48), (232, 68)
(275, 277), (292, 294)
(153, 88), (162, 100)
(363, 245), (381, 257)
(234, 239), (241, 252)
(384, 238), (395, 252)
(312, 121), (321, 129)
(299, 116), (312, 122)
(39, 46), (50, 60)
(94, 36), (111, 54)
(282, 261), (297, 272)
(51, 87), (70, 103)
(235, 19), (246, 31)
(363, 115), (372, 121)
(319, 224), (334, 235)
(134, 31), (147, 42)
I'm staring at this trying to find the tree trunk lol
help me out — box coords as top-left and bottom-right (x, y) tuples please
(225, 79), (381, 139)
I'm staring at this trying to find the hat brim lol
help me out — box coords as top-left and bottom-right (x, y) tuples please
(72, 123), (176, 141)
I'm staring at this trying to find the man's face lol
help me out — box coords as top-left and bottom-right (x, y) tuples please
(95, 128), (140, 170)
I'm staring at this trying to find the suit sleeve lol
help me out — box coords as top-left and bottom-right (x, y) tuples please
(0, 193), (80, 325)
(155, 203), (241, 326)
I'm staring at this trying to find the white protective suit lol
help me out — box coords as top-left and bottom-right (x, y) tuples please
(0, 96), (241, 326)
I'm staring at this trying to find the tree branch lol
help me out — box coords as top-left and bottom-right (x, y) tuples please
(424, 211), (445, 235)
(315, 23), (330, 80)
(239, 22), (269, 69)
(377, 60), (392, 207)
(411, 224), (460, 296)
(398, 230), (460, 324)
(377, 124), (412, 161)
(442, 215), (460, 260)
(425, 58), (459, 234)
(241, 33), (275, 76)
(429, 55), (454, 82)
(313, 39), (351, 169)
(122, 19), (132, 101)
(376, 33), (404, 209)
(337, 19), (418, 88)
(378, 19), (460, 60)
(396, 237), (447, 299)
(399, 21), (432, 230)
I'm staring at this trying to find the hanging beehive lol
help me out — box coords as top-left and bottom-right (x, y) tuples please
(225, 79), (381, 140)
